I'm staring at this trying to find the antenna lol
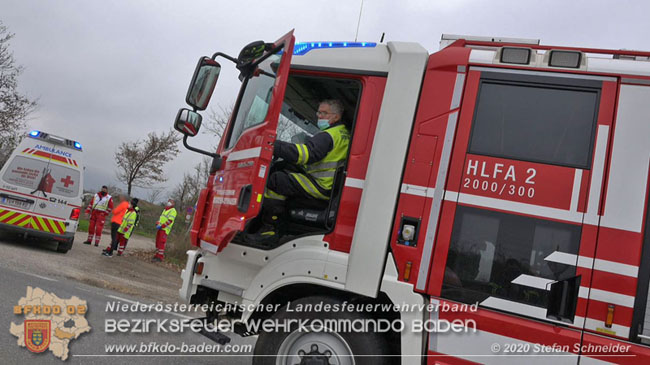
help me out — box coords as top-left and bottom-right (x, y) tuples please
(380, 32), (385, 43)
(354, 0), (364, 42)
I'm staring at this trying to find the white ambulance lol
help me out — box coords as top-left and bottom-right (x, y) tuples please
(0, 130), (84, 253)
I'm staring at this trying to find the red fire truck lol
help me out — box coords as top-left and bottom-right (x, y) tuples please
(173, 31), (650, 364)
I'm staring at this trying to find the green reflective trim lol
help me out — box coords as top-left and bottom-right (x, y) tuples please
(264, 189), (286, 200)
(295, 144), (305, 164)
(309, 170), (336, 179)
(306, 161), (339, 171)
(304, 124), (350, 191)
(290, 173), (329, 200)
(301, 144), (309, 164)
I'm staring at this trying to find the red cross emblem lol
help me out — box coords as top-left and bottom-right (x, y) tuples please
(61, 176), (74, 188)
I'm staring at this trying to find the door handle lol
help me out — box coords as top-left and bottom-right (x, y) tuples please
(237, 185), (252, 213)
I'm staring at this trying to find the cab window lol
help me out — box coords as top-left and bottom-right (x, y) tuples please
(469, 72), (601, 169)
(226, 53), (283, 150)
(277, 75), (360, 143)
(442, 206), (582, 310)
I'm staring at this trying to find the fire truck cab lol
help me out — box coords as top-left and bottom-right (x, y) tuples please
(175, 31), (650, 364)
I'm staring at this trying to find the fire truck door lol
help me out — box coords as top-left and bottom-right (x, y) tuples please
(198, 31), (295, 253)
(423, 67), (616, 362)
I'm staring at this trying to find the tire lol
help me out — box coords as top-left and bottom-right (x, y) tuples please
(253, 296), (393, 365)
(56, 237), (73, 254)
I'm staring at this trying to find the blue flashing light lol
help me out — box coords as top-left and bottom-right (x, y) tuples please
(74, 141), (82, 150)
(293, 41), (377, 56)
(29, 130), (40, 137)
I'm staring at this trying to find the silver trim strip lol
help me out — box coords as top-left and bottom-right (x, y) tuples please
(344, 177), (365, 189)
(584, 125), (609, 225)
(401, 184), (435, 198)
(471, 66), (617, 82)
(622, 77), (650, 85)
(199, 278), (244, 297)
(569, 169), (583, 212)
(200, 240), (218, 254)
(450, 73), (466, 109)
(228, 147), (261, 162)
(416, 112), (459, 291)
(457, 65), (466, 73)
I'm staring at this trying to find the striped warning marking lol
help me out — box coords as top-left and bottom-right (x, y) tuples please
(0, 208), (66, 234)
(20, 149), (79, 168)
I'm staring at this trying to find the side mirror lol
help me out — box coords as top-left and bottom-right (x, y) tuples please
(174, 108), (202, 137)
(546, 275), (581, 323)
(186, 57), (221, 111)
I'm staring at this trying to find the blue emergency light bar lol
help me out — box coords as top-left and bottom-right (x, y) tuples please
(293, 41), (377, 56)
(28, 130), (83, 151)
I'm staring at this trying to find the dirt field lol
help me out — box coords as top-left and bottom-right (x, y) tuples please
(0, 230), (186, 303)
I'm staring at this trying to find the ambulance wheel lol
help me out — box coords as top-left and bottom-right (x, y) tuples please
(253, 296), (393, 365)
(56, 238), (73, 253)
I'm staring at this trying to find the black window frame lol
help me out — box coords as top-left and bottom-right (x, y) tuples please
(467, 71), (602, 170)
(630, 182), (650, 345)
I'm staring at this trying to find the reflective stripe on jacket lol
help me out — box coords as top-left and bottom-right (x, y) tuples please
(158, 207), (177, 235)
(118, 209), (137, 239)
(87, 193), (112, 213)
(304, 124), (350, 191)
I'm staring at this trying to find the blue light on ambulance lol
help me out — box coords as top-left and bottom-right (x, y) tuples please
(73, 141), (82, 150)
(29, 130), (41, 137)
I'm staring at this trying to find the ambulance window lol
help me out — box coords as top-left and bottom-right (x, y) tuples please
(1, 156), (48, 191)
(48, 164), (80, 197)
(442, 206), (582, 313)
(468, 74), (600, 169)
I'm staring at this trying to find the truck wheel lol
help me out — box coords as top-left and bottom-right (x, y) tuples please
(253, 296), (393, 365)
(56, 238), (73, 254)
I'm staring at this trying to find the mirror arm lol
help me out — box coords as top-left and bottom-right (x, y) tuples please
(211, 52), (238, 64)
(183, 135), (220, 159)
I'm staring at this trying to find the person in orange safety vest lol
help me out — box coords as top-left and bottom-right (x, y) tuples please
(102, 199), (139, 257)
(109, 195), (128, 247)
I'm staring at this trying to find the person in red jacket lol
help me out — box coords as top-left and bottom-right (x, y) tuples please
(83, 185), (113, 246)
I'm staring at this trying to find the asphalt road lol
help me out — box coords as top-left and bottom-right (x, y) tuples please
(0, 235), (256, 364)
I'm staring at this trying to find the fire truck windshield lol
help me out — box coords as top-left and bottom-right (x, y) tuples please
(225, 53), (283, 149)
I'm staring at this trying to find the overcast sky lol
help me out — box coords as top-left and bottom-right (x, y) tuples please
(1, 0), (648, 201)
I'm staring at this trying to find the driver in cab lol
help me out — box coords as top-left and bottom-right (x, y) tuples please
(251, 99), (350, 243)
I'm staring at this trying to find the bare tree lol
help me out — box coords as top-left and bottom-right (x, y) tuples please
(147, 188), (165, 204)
(0, 21), (36, 167)
(204, 105), (232, 139)
(170, 157), (210, 213)
(115, 129), (180, 195)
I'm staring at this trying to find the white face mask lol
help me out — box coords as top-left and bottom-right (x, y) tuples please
(317, 119), (330, 130)
(166, 202), (172, 207)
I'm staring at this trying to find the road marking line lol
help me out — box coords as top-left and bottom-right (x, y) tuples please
(19, 271), (58, 282)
